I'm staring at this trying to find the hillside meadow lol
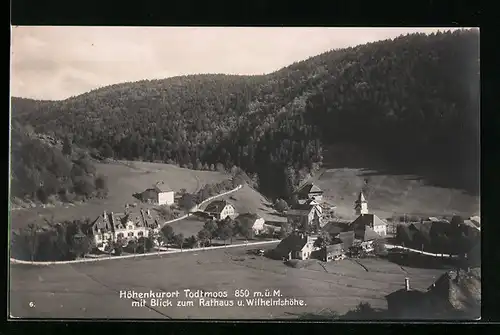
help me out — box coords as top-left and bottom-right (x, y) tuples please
(316, 168), (480, 221)
(10, 160), (231, 230)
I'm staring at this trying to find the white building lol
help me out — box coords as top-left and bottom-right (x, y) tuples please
(86, 209), (161, 251)
(351, 191), (387, 236)
(274, 232), (320, 260)
(140, 181), (174, 205)
(204, 200), (236, 221)
(235, 213), (265, 235)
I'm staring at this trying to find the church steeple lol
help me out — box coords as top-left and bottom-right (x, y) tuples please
(354, 191), (369, 215)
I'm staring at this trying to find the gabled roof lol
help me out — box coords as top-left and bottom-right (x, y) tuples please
(470, 216), (480, 226)
(236, 213), (261, 221)
(385, 288), (427, 305)
(154, 181), (172, 193)
(354, 226), (380, 241)
(352, 214), (386, 228)
(323, 221), (351, 236)
(276, 234), (308, 253)
(296, 183), (323, 195)
(325, 242), (343, 253)
(463, 220), (480, 231)
(304, 199), (320, 206)
(205, 200), (232, 214)
(89, 213), (113, 233)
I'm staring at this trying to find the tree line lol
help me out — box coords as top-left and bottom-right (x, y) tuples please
(12, 29), (480, 200)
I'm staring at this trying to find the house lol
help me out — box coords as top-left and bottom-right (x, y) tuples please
(274, 232), (319, 260)
(351, 213), (387, 237)
(235, 213), (265, 235)
(385, 278), (430, 319)
(469, 216), (480, 230)
(139, 181), (175, 205)
(313, 238), (345, 262)
(295, 183), (324, 202)
(86, 209), (161, 251)
(286, 203), (322, 231)
(204, 200), (236, 221)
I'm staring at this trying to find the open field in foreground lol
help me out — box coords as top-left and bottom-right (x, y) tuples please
(316, 168), (480, 221)
(10, 160), (231, 230)
(10, 244), (445, 319)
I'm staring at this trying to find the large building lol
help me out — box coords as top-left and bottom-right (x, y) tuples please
(286, 203), (323, 230)
(139, 181), (175, 206)
(85, 209), (161, 251)
(351, 191), (387, 236)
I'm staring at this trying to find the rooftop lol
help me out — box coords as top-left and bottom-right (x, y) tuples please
(276, 234), (308, 253)
(205, 200), (231, 214)
(352, 213), (386, 228)
(354, 225), (381, 241)
(154, 181), (172, 193)
(237, 213), (261, 220)
(295, 183), (323, 195)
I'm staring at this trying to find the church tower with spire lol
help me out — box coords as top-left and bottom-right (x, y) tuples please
(354, 191), (369, 216)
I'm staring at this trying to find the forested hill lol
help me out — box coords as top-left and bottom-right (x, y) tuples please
(10, 122), (108, 205)
(12, 29), (480, 199)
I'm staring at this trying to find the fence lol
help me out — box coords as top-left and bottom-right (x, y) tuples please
(10, 239), (279, 266)
(385, 244), (458, 259)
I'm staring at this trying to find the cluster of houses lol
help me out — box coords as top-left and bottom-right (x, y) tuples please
(196, 200), (266, 236)
(274, 184), (388, 262)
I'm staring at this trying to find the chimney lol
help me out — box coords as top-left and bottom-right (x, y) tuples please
(104, 210), (107, 220)
(147, 209), (151, 217)
(405, 277), (410, 291)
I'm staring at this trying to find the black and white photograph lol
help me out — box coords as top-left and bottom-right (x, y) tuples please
(9, 26), (480, 320)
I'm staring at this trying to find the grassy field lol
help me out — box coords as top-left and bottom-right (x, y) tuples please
(198, 184), (287, 224)
(167, 217), (205, 238)
(315, 168), (480, 221)
(10, 160), (231, 231)
(9, 245), (445, 319)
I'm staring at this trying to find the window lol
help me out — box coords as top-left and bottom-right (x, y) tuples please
(128, 232), (134, 237)
(138, 231), (144, 237)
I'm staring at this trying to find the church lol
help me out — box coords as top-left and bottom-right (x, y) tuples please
(351, 191), (387, 237)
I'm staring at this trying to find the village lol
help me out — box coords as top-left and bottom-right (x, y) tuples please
(76, 178), (480, 267)
(41, 176), (479, 319)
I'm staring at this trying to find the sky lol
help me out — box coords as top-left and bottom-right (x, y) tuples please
(11, 26), (465, 100)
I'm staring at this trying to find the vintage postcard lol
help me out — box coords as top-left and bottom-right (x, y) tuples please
(9, 26), (480, 320)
